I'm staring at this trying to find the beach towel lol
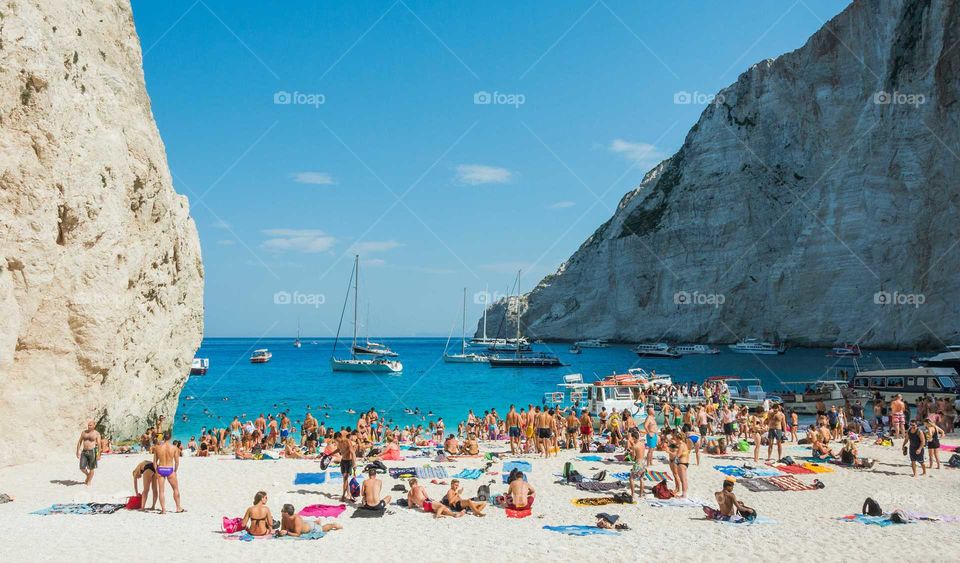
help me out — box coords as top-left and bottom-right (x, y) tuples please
(452, 469), (484, 480)
(611, 470), (672, 482)
(716, 515), (777, 526)
(714, 465), (784, 479)
(388, 467), (417, 479)
(577, 455), (603, 462)
(294, 472), (327, 485)
(939, 444), (957, 452)
(767, 475), (820, 492)
(381, 449), (404, 461)
(767, 463), (815, 475)
(351, 506), (387, 518)
(503, 460), (532, 473)
(837, 514), (900, 527)
(738, 478), (782, 493)
(298, 504), (346, 518)
(576, 481), (626, 492)
(902, 511), (960, 523)
(571, 495), (633, 507)
(713, 465), (749, 478)
(224, 532), (271, 541)
(543, 525), (619, 536)
(415, 466), (448, 480)
(800, 462), (834, 474)
(280, 529), (327, 540)
(31, 503), (125, 516)
(505, 507), (532, 519)
(644, 497), (707, 508)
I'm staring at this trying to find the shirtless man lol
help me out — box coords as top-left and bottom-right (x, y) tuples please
(443, 434), (460, 455)
(443, 479), (486, 517)
(407, 478), (460, 518)
(360, 467), (391, 510)
(507, 472), (536, 509)
(76, 421), (101, 486)
(277, 503), (343, 536)
(267, 416), (279, 447)
(152, 436), (183, 513)
(579, 409), (594, 453)
(643, 406), (659, 467)
(506, 405), (522, 455)
(626, 429), (646, 499)
(565, 410), (580, 451)
(890, 395), (907, 438)
(536, 408), (554, 458)
(337, 432), (357, 502)
(709, 477), (750, 520)
(229, 417), (242, 450)
(766, 404), (787, 462)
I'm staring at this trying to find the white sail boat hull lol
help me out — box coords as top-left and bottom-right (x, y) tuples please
(443, 353), (489, 363)
(330, 358), (403, 373)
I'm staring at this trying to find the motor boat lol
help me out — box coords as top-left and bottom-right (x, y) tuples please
(674, 344), (719, 355)
(914, 345), (960, 370)
(634, 343), (682, 359)
(728, 338), (785, 355)
(777, 380), (867, 414)
(574, 338), (609, 348)
(488, 352), (563, 367)
(190, 357), (209, 375)
(826, 343), (861, 357)
(249, 349), (272, 364)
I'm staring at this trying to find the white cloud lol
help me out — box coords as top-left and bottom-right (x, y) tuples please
(608, 139), (668, 168)
(548, 200), (575, 209)
(455, 164), (512, 185)
(260, 229), (336, 253)
(292, 171), (335, 185)
(348, 240), (402, 255)
(211, 219), (231, 230)
(216, 239), (235, 246)
(361, 258), (386, 267)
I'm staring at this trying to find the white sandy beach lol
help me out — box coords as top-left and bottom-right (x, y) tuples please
(2, 437), (960, 562)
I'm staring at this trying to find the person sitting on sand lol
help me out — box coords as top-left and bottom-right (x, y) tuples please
(360, 467), (392, 510)
(132, 460), (158, 511)
(507, 472), (535, 509)
(810, 435), (836, 459)
(242, 491), (274, 536)
(407, 478), (461, 518)
(277, 504), (343, 537)
(443, 434), (459, 455)
(839, 439), (874, 468)
(707, 477), (752, 521)
(283, 437), (305, 459)
(461, 433), (479, 455)
(442, 479), (486, 517)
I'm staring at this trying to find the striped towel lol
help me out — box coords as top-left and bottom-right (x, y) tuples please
(611, 470), (673, 482)
(768, 475), (819, 491)
(415, 466), (449, 480)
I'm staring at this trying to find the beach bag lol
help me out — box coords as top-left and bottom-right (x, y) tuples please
(947, 454), (960, 468)
(349, 477), (361, 498)
(563, 461), (573, 480)
(603, 444), (616, 453)
(737, 440), (750, 452)
(319, 453), (333, 470)
(476, 484), (490, 502)
(652, 480), (674, 500)
(125, 495), (142, 510)
(862, 498), (883, 517)
(222, 517), (243, 533)
(737, 505), (757, 521)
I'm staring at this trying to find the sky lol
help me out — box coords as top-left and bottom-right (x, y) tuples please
(130, 0), (851, 338)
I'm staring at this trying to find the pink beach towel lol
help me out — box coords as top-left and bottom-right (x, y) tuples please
(298, 504), (346, 518)
(940, 444), (957, 452)
(381, 449), (404, 461)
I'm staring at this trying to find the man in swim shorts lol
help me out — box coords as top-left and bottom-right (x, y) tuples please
(153, 436), (183, 513)
(626, 429), (646, 499)
(360, 467), (391, 510)
(565, 409), (580, 450)
(536, 408), (554, 458)
(506, 405), (522, 455)
(579, 409), (594, 453)
(76, 420), (101, 486)
(890, 395), (907, 438)
(766, 404), (787, 462)
(643, 406), (659, 466)
(337, 431), (357, 502)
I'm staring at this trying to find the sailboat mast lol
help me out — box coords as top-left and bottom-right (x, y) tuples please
(352, 255), (359, 356)
(482, 285), (488, 340)
(461, 287), (467, 355)
(515, 270), (521, 358)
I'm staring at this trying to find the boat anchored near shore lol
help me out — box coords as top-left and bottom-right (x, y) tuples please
(444, 288), (489, 363)
(728, 338), (786, 355)
(634, 342), (682, 359)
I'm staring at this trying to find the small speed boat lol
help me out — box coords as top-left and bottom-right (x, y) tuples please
(190, 358), (209, 375)
(250, 349), (272, 364)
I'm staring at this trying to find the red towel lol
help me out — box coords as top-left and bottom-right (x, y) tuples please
(506, 507), (532, 518)
(767, 463), (814, 475)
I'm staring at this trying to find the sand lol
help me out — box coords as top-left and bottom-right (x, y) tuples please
(2, 438), (960, 562)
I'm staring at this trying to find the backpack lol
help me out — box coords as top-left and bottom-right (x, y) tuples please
(563, 462), (573, 480)
(862, 497), (883, 517)
(652, 479), (674, 500)
(349, 477), (361, 498)
(737, 505), (757, 521)
(948, 454), (960, 468)
(475, 484), (490, 502)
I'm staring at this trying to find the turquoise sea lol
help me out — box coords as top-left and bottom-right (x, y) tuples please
(172, 338), (916, 440)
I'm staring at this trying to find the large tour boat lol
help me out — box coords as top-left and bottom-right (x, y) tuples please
(913, 345), (960, 370)
(634, 342), (682, 359)
(728, 338), (785, 355)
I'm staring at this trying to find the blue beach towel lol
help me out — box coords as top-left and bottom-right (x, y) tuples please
(837, 514), (908, 527)
(543, 525), (619, 536)
(577, 455), (603, 462)
(294, 472), (327, 485)
(503, 460), (533, 473)
(31, 503), (125, 516)
(452, 469), (484, 480)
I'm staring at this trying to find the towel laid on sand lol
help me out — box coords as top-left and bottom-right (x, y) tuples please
(738, 478), (783, 493)
(415, 466), (448, 480)
(452, 469), (484, 480)
(611, 470), (672, 482)
(837, 514), (903, 527)
(571, 496), (633, 507)
(505, 507), (532, 518)
(298, 504), (346, 518)
(644, 497), (707, 508)
(800, 462), (834, 474)
(716, 515), (778, 525)
(351, 506), (387, 518)
(576, 481), (626, 492)
(543, 525), (619, 536)
(767, 463), (815, 475)
(714, 465), (784, 478)
(503, 460), (532, 473)
(31, 503), (126, 516)
(767, 475), (820, 492)
(577, 455), (604, 462)
(294, 472), (327, 485)
(388, 467), (417, 479)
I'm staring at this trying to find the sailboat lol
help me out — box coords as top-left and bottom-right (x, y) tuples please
(293, 318), (302, 348)
(330, 256), (403, 373)
(444, 288), (489, 363)
(488, 270), (562, 368)
(352, 306), (398, 357)
(470, 285), (498, 346)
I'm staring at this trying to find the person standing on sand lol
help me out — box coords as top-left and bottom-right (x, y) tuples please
(891, 395), (906, 438)
(579, 409), (594, 453)
(337, 431), (357, 502)
(626, 429), (645, 499)
(903, 420), (927, 477)
(153, 436), (183, 513)
(536, 408), (553, 458)
(76, 421), (101, 486)
(643, 406), (659, 467)
(506, 405), (522, 455)
(565, 409), (579, 450)
(766, 404), (786, 462)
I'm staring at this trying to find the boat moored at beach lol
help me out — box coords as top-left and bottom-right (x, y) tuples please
(190, 357), (209, 375)
(776, 380), (866, 414)
(444, 288), (490, 364)
(634, 342), (682, 358)
(826, 343), (861, 357)
(249, 349), (272, 364)
(848, 365), (959, 402)
(728, 338), (786, 355)
(704, 376), (780, 409)
(913, 345), (960, 370)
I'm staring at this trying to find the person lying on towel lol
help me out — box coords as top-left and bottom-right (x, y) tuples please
(277, 504), (343, 537)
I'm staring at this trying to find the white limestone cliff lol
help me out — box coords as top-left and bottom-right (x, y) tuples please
(479, 0), (960, 348)
(0, 0), (203, 465)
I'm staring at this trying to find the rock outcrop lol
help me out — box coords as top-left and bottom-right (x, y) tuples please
(479, 0), (960, 348)
(0, 0), (203, 465)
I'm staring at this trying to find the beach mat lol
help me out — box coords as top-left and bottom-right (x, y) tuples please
(451, 469), (484, 480)
(31, 503), (125, 516)
(768, 475), (820, 492)
(571, 496), (632, 507)
(293, 472), (326, 485)
(298, 504), (346, 518)
(388, 467), (416, 479)
(576, 481), (626, 492)
(837, 514), (902, 527)
(415, 466), (448, 480)
(644, 497), (707, 508)
(503, 460), (532, 473)
(506, 507), (532, 518)
(738, 478), (782, 493)
(543, 525), (619, 536)
(767, 463), (815, 475)
(611, 470), (672, 482)
(577, 455), (603, 462)
(800, 462), (834, 474)
(713, 465), (784, 478)
(350, 506), (387, 518)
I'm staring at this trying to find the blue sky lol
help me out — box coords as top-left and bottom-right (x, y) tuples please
(131, 0), (850, 337)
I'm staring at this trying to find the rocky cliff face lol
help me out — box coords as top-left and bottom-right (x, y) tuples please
(480, 0), (960, 348)
(0, 0), (203, 465)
